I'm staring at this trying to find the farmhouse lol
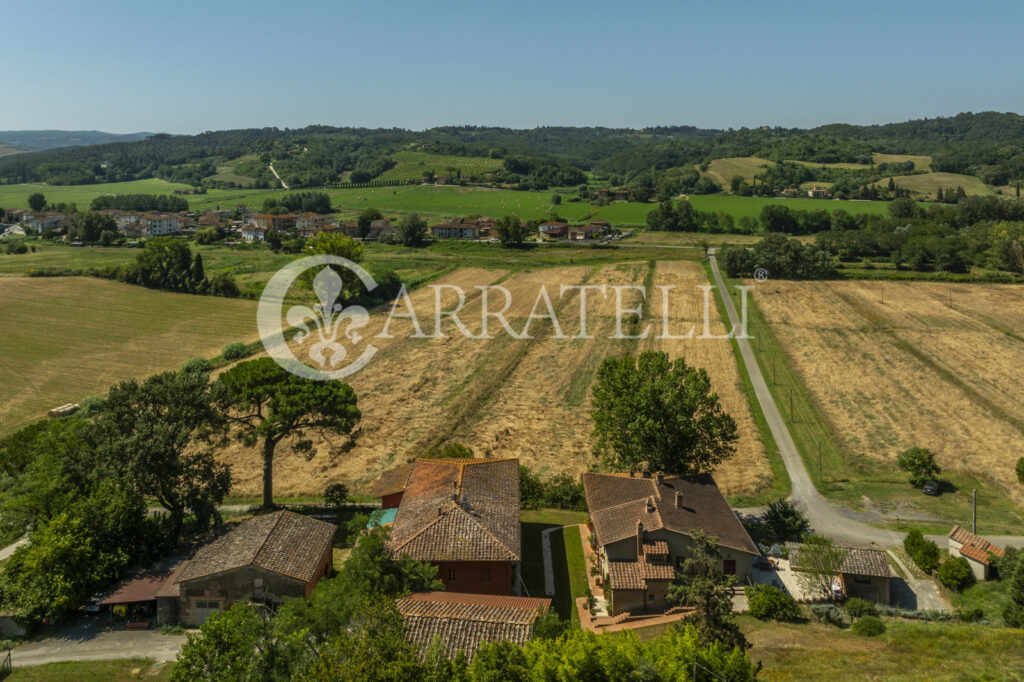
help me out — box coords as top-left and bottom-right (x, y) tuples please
(384, 457), (521, 596)
(21, 211), (64, 231)
(295, 212), (334, 231)
(582, 470), (759, 615)
(948, 525), (1005, 581)
(787, 541), (893, 604)
(538, 221), (567, 237)
(139, 212), (183, 237)
(567, 221), (612, 240)
(806, 186), (831, 199)
(396, 591), (550, 661)
(174, 510), (335, 626)
(367, 219), (398, 240)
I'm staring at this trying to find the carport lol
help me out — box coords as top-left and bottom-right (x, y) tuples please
(97, 560), (186, 629)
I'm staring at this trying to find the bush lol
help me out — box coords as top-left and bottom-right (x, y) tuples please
(851, 615), (886, 637)
(843, 597), (878, 618)
(897, 447), (941, 488)
(222, 342), (250, 361)
(181, 357), (212, 374)
(745, 585), (800, 622)
(954, 607), (984, 623)
(324, 483), (349, 510)
(938, 556), (973, 591)
(809, 603), (845, 627)
(904, 529), (940, 573)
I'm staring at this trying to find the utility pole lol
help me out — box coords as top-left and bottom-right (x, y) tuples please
(789, 386), (794, 422)
(973, 489), (977, 534)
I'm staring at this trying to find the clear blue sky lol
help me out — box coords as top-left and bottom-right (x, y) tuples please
(5, 0), (1023, 134)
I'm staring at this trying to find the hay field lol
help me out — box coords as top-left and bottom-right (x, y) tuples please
(872, 172), (991, 198)
(750, 279), (1024, 504)
(0, 277), (259, 434)
(216, 262), (770, 499)
(873, 152), (933, 172)
(706, 157), (774, 188)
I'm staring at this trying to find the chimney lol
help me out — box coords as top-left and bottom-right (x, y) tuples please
(636, 521), (645, 557)
(641, 464), (650, 478)
(628, 467), (635, 478)
(656, 471), (664, 485)
(451, 481), (459, 502)
(675, 491), (684, 509)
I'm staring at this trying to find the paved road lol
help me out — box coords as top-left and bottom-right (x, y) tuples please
(0, 536), (28, 561)
(887, 550), (948, 610)
(10, 617), (185, 668)
(709, 251), (903, 547)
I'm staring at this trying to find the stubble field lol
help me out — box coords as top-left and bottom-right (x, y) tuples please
(216, 261), (771, 500)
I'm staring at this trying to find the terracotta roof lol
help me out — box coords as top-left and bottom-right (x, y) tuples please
(396, 591), (549, 660)
(98, 560), (186, 605)
(374, 463), (414, 497)
(388, 458), (520, 562)
(582, 472), (758, 555)
(643, 540), (669, 556)
(607, 554), (675, 590)
(787, 542), (892, 579)
(177, 511), (335, 584)
(949, 525), (1005, 564)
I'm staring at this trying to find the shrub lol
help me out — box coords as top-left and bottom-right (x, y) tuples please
(222, 342), (250, 361)
(851, 615), (886, 637)
(904, 529), (940, 573)
(324, 483), (349, 510)
(181, 357), (213, 374)
(809, 603), (845, 627)
(897, 447), (941, 488)
(938, 556), (973, 591)
(843, 597), (878, 619)
(345, 512), (369, 546)
(954, 607), (984, 623)
(745, 585), (801, 622)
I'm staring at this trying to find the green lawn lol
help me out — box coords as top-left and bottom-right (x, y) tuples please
(0, 178), (193, 208)
(740, 615), (1024, 681)
(950, 578), (1013, 625)
(7, 659), (174, 681)
(520, 509), (589, 626)
(718, 274), (1024, 534)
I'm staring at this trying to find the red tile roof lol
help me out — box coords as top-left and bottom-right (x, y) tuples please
(582, 472), (758, 555)
(373, 463), (414, 497)
(949, 525), (1005, 565)
(388, 458), (520, 562)
(396, 591), (549, 660)
(178, 511), (335, 584)
(98, 560), (186, 605)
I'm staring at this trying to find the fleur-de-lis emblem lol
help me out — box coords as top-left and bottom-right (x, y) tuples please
(286, 267), (369, 369)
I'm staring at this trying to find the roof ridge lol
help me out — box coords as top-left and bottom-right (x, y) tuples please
(251, 510), (287, 565)
(390, 505), (452, 553)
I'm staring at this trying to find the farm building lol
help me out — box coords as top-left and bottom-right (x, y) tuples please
(787, 541), (893, 604)
(582, 470), (759, 616)
(240, 226), (266, 242)
(948, 525), (1005, 581)
(430, 217), (489, 239)
(537, 221), (567, 237)
(95, 558), (188, 628)
(806, 186), (831, 198)
(384, 457), (521, 596)
(396, 591), (550, 661)
(374, 462), (414, 509)
(174, 510), (336, 626)
(295, 212), (335, 231)
(254, 213), (297, 231)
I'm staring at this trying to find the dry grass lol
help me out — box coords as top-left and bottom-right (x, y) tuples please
(750, 279), (1024, 505)
(217, 263), (770, 499)
(0, 277), (259, 434)
(872, 171), (992, 198)
(872, 152), (933, 172)
(706, 157), (774, 189)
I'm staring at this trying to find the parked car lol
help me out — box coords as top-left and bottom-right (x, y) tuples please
(753, 556), (772, 570)
(923, 480), (940, 496)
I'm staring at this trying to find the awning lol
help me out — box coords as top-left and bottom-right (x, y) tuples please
(98, 560), (187, 605)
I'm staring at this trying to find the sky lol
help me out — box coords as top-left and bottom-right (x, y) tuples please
(4, 0), (1023, 134)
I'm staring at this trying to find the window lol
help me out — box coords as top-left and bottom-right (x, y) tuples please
(854, 576), (872, 584)
(447, 569), (456, 582)
(480, 567), (491, 583)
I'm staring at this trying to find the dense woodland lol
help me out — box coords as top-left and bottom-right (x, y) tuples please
(3, 112), (1024, 192)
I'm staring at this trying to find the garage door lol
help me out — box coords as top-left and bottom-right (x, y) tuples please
(194, 600), (221, 626)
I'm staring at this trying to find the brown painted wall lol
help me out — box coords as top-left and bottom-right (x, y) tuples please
(381, 492), (404, 510)
(434, 561), (514, 595)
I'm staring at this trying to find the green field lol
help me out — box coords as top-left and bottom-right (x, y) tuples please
(0, 179), (899, 224)
(207, 153), (261, 186)
(376, 151), (504, 181)
(0, 277), (260, 434)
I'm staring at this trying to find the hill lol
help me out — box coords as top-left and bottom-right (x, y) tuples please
(0, 129), (152, 151)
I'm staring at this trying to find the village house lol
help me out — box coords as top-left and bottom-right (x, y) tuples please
(396, 591), (550, 661)
(787, 541), (893, 604)
(367, 219), (398, 240)
(806, 186), (831, 199)
(21, 211), (64, 232)
(568, 220), (612, 240)
(582, 470), (760, 615)
(173, 510), (335, 626)
(139, 212), (183, 237)
(241, 226), (266, 242)
(255, 213), (297, 232)
(537, 221), (568, 238)
(295, 212), (334, 231)
(380, 457), (521, 596)
(948, 525), (1005, 581)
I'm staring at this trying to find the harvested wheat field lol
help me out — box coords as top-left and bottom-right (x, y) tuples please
(751, 279), (1024, 504)
(217, 262), (770, 500)
(642, 261), (771, 494)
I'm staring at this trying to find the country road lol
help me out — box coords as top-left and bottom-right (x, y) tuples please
(708, 251), (1024, 549)
(268, 163), (288, 190)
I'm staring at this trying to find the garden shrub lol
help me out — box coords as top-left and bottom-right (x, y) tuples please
(904, 529), (940, 573)
(938, 556), (973, 591)
(843, 597), (878, 618)
(809, 603), (845, 627)
(851, 615), (886, 637)
(222, 342), (250, 361)
(746, 585), (801, 622)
